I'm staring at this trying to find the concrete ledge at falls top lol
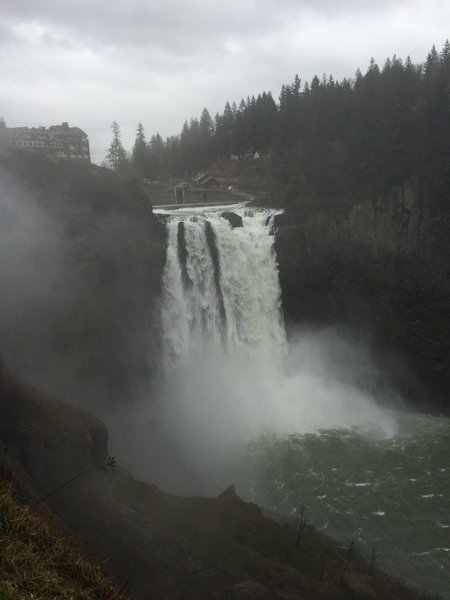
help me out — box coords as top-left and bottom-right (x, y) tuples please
(153, 199), (250, 210)
(153, 188), (254, 209)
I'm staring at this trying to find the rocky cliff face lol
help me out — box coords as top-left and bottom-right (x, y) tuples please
(275, 185), (449, 411)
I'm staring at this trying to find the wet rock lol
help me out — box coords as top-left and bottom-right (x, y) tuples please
(221, 211), (243, 228)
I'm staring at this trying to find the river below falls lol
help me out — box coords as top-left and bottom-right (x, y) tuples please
(224, 410), (450, 598)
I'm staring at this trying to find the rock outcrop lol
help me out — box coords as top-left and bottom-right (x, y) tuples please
(221, 211), (243, 228)
(275, 184), (449, 411)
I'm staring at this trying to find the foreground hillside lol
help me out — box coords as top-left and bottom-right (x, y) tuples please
(0, 481), (125, 600)
(0, 361), (441, 599)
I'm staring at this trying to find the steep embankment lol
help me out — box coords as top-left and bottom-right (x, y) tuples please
(0, 149), (165, 410)
(209, 157), (273, 196)
(275, 184), (449, 411)
(0, 482), (124, 599)
(0, 365), (438, 600)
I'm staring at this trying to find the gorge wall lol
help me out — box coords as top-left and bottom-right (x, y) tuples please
(0, 150), (166, 412)
(275, 185), (449, 411)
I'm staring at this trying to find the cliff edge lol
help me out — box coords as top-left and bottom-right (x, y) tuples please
(275, 183), (449, 410)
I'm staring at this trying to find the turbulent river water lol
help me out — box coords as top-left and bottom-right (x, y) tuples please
(154, 204), (450, 598)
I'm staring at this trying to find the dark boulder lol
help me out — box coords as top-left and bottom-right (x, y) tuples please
(222, 211), (243, 228)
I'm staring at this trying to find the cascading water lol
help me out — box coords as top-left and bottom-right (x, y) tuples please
(159, 205), (286, 373)
(147, 203), (449, 599)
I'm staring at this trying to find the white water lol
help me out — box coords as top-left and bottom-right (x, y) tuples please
(153, 205), (397, 476)
(159, 205), (286, 372)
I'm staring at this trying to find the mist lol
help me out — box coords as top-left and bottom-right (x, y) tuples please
(0, 155), (165, 414)
(0, 176), (65, 378)
(107, 325), (400, 495)
(107, 204), (401, 496)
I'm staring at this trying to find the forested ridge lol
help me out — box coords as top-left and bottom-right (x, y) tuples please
(116, 42), (449, 208)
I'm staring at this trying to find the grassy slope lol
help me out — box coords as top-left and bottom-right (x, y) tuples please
(0, 481), (125, 600)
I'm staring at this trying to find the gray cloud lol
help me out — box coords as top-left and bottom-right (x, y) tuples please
(1, 0), (448, 162)
(0, 21), (19, 46)
(2, 0), (409, 53)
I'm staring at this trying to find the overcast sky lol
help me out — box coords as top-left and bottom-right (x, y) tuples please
(1, 0), (449, 164)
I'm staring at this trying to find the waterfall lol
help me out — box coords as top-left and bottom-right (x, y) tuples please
(151, 203), (397, 484)
(159, 205), (287, 374)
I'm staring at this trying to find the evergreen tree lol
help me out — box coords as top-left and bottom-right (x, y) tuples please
(142, 41), (449, 207)
(131, 122), (147, 178)
(199, 108), (214, 165)
(105, 121), (127, 171)
(214, 101), (235, 158)
(148, 133), (167, 179)
(165, 135), (182, 176)
(200, 107), (214, 137)
(425, 45), (439, 75)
